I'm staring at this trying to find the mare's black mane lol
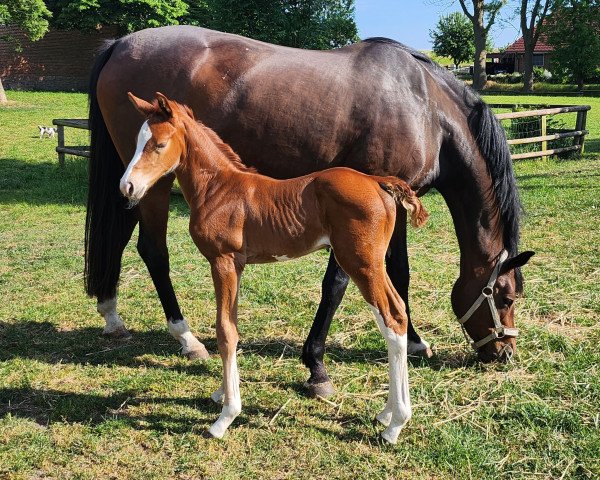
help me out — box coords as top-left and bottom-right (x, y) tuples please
(363, 37), (523, 291)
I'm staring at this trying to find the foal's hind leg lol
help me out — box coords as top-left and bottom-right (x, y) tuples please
(335, 250), (412, 444)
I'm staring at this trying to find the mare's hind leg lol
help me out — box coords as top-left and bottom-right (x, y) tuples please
(387, 210), (432, 358)
(301, 251), (349, 398)
(97, 208), (137, 339)
(137, 176), (209, 360)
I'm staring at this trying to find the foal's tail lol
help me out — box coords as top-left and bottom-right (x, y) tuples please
(377, 178), (429, 228)
(85, 39), (135, 299)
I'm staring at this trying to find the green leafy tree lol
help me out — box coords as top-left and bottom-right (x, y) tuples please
(47, 0), (188, 34)
(458, 0), (508, 90)
(430, 12), (475, 68)
(0, 0), (51, 103)
(519, 0), (552, 93)
(544, 0), (600, 90)
(182, 0), (358, 49)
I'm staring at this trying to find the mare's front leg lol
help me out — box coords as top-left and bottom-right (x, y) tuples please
(137, 176), (208, 360)
(207, 255), (244, 438)
(301, 252), (350, 398)
(386, 210), (432, 358)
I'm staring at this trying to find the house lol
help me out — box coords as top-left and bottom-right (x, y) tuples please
(502, 29), (554, 73)
(0, 26), (117, 92)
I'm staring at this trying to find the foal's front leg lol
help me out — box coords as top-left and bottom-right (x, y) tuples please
(207, 255), (244, 438)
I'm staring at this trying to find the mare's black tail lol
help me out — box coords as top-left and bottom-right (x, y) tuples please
(84, 39), (136, 299)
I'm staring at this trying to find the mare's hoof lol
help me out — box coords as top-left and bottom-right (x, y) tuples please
(376, 410), (392, 427)
(408, 340), (433, 359)
(305, 380), (336, 399)
(211, 390), (224, 404)
(185, 345), (210, 361)
(380, 430), (399, 445)
(102, 326), (132, 340)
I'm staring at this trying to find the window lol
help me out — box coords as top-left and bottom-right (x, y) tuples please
(533, 54), (544, 67)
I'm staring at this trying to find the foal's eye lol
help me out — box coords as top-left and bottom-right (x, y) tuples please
(156, 142), (167, 149)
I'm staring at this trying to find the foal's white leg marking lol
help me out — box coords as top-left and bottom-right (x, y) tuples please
(208, 350), (241, 438)
(97, 297), (130, 337)
(167, 318), (207, 356)
(119, 120), (152, 192)
(369, 305), (412, 444)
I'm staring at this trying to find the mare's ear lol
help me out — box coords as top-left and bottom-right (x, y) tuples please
(155, 92), (173, 118)
(499, 251), (535, 276)
(127, 92), (155, 117)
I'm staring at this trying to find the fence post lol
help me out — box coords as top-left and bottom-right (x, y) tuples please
(575, 110), (588, 154)
(540, 114), (547, 161)
(56, 124), (65, 167)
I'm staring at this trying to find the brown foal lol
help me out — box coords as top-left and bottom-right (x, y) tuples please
(120, 92), (429, 443)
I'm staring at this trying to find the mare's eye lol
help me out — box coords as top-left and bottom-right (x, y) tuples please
(156, 142), (167, 149)
(504, 297), (514, 308)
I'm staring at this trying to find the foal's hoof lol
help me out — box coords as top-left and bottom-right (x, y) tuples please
(305, 380), (336, 399)
(102, 326), (132, 340)
(185, 345), (210, 361)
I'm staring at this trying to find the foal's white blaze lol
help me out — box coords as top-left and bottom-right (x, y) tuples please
(368, 305), (412, 444)
(167, 318), (206, 355)
(119, 120), (152, 195)
(97, 297), (128, 336)
(208, 352), (241, 438)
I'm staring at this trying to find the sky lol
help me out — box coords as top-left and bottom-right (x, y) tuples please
(355, 0), (522, 51)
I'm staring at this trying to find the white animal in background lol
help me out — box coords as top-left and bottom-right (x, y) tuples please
(38, 126), (57, 139)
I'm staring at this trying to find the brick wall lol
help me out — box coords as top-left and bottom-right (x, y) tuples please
(0, 26), (118, 92)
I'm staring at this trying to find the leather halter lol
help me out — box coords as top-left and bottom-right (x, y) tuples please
(457, 250), (518, 350)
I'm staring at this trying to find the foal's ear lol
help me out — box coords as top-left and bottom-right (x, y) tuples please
(155, 92), (173, 118)
(127, 92), (155, 117)
(499, 251), (535, 276)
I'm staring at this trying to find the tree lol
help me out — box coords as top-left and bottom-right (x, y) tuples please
(430, 12), (475, 69)
(184, 0), (358, 49)
(519, 0), (552, 92)
(0, 0), (51, 103)
(47, 0), (188, 34)
(458, 0), (508, 90)
(544, 0), (600, 90)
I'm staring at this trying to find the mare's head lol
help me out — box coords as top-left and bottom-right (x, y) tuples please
(451, 250), (534, 363)
(119, 92), (189, 204)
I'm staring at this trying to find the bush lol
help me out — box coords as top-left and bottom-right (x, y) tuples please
(533, 67), (552, 82)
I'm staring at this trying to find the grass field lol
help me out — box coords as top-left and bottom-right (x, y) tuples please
(1, 91), (599, 479)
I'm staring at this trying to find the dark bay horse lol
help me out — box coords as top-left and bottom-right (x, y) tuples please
(121, 92), (428, 441)
(86, 26), (534, 397)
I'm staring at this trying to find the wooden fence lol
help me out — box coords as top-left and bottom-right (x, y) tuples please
(491, 104), (591, 160)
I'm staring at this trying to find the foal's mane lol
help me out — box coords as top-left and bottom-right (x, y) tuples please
(363, 38), (523, 291)
(177, 105), (256, 173)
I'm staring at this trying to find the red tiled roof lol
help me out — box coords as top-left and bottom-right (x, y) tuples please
(505, 28), (554, 53)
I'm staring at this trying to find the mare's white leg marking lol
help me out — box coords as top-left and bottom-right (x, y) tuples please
(369, 305), (412, 445)
(407, 338), (431, 355)
(119, 120), (151, 192)
(97, 297), (129, 337)
(167, 318), (206, 355)
(208, 351), (241, 438)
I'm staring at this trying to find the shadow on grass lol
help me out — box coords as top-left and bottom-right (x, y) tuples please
(0, 320), (479, 379)
(0, 157), (190, 217)
(0, 385), (272, 434)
